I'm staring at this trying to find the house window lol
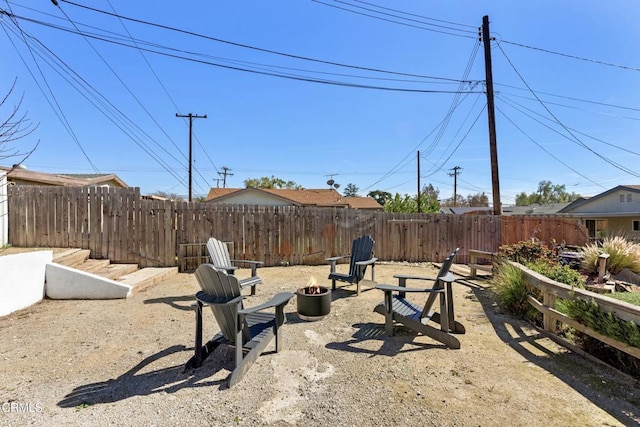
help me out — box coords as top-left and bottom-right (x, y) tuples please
(620, 195), (625, 203)
(628, 194), (633, 202)
(585, 219), (608, 240)
(634, 220), (640, 231)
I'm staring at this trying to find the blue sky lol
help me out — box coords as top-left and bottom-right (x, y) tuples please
(2, 1), (640, 205)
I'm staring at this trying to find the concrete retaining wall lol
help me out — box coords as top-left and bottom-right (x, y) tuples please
(0, 250), (132, 317)
(45, 263), (131, 299)
(0, 251), (52, 317)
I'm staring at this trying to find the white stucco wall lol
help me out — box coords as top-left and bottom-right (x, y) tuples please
(0, 251), (52, 317)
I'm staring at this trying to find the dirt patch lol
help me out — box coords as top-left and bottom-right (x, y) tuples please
(0, 263), (638, 426)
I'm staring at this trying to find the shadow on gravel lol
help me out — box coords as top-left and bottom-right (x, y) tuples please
(143, 295), (196, 311)
(456, 276), (640, 426)
(325, 322), (445, 357)
(57, 345), (232, 408)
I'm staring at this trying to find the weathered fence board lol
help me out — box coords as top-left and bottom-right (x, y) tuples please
(7, 186), (589, 269)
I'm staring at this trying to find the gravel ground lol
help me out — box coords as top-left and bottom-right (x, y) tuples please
(1, 262), (639, 426)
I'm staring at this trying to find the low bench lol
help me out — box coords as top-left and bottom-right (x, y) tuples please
(468, 249), (495, 278)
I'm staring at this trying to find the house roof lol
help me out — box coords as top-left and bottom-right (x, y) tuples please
(0, 165), (128, 187)
(558, 185), (640, 213)
(503, 203), (571, 215)
(205, 187), (382, 209)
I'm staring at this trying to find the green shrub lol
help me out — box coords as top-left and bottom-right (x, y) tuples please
(580, 236), (640, 275)
(563, 298), (640, 348)
(498, 240), (556, 265)
(607, 292), (640, 307)
(492, 261), (541, 322)
(526, 260), (586, 289)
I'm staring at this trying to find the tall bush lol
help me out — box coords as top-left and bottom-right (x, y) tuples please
(492, 261), (541, 322)
(498, 240), (556, 265)
(581, 236), (640, 274)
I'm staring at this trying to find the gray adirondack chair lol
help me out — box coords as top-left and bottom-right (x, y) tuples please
(326, 234), (377, 296)
(373, 248), (464, 349)
(206, 237), (263, 295)
(184, 264), (293, 387)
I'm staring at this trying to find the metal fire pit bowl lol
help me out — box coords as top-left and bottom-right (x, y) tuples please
(296, 286), (331, 321)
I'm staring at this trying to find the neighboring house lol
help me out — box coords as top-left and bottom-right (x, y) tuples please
(205, 187), (383, 210)
(0, 165), (128, 187)
(558, 185), (640, 240)
(439, 204), (570, 215)
(502, 203), (570, 216)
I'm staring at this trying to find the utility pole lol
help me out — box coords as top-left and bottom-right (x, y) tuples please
(417, 150), (421, 213)
(176, 112), (207, 202)
(218, 166), (234, 188)
(481, 15), (502, 215)
(448, 166), (462, 207)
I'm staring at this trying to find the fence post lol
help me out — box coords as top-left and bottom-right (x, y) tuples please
(0, 172), (6, 247)
(542, 290), (557, 333)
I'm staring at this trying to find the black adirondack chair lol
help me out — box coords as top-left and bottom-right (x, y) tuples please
(373, 248), (464, 349)
(326, 234), (377, 296)
(206, 237), (263, 295)
(184, 264), (293, 387)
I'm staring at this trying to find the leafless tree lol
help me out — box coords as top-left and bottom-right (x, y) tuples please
(1, 78), (39, 166)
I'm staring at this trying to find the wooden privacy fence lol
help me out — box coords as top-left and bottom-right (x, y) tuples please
(8, 186), (589, 269)
(515, 261), (640, 359)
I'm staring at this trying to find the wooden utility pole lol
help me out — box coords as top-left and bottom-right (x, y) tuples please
(218, 166), (234, 188)
(448, 166), (462, 207)
(176, 112), (207, 202)
(481, 15), (502, 215)
(417, 150), (421, 213)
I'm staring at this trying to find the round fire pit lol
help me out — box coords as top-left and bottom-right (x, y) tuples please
(296, 286), (331, 321)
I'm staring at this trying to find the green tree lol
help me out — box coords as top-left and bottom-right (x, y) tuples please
(343, 183), (359, 197)
(367, 190), (392, 206)
(515, 180), (580, 206)
(382, 193), (440, 213)
(384, 193), (417, 213)
(418, 183), (441, 212)
(243, 176), (301, 189)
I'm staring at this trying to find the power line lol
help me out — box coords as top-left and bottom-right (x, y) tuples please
(55, 0), (473, 84)
(363, 40), (481, 192)
(311, 0), (477, 39)
(501, 39), (640, 72)
(2, 5), (98, 172)
(496, 83), (640, 115)
(349, 0), (477, 29)
(3, 12), (480, 94)
(497, 94), (640, 158)
(1, 15), (188, 185)
(496, 41), (640, 179)
(104, 0), (216, 196)
(495, 102), (605, 189)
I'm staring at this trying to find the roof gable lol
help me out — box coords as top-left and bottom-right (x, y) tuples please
(559, 185), (640, 214)
(0, 166), (128, 187)
(205, 187), (382, 209)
